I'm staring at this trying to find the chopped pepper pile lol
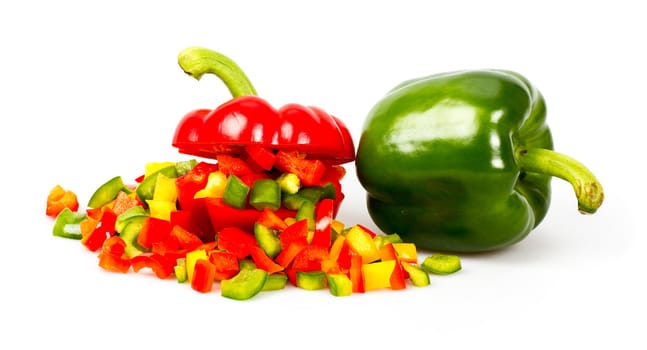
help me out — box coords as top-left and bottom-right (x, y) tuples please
(47, 156), (461, 300)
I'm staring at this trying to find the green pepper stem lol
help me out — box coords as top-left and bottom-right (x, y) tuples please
(178, 46), (257, 98)
(517, 148), (604, 214)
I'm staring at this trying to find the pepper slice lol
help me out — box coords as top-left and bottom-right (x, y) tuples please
(172, 47), (354, 165)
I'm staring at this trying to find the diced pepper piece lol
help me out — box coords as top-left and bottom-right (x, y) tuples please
(421, 254), (462, 275)
(209, 250), (240, 281)
(312, 198), (334, 248)
(276, 172), (300, 195)
(274, 150), (326, 186)
(204, 198), (261, 233)
(191, 259), (217, 293)
(136, 165), (178, 202)
(222, 174), (250, 209)
(250, 246), (284, 274)
(254, 222), (282, 258)
(97, 236), (131, 273)
(244, 145), (276, 171)
(392, 243), (418, 264)
(186, 249), (208, 283)
(221, 268), (268, 301)
(174, 258), (187, 283)
(153, 174), (179, 203)
(281, 193), (310, 211)
(131, 252), (175, 279)
(145, 161), (175, 176)
(345, 225), (381, 264)
(296, 271), (327, 290)
(279, 219), (309, 249)
(46, 185), (80, 218)
(137, 216), (171, 249)
(146, 199), (176, 221)
(216, 154), (255, 177)
(327, 273), (353, 297)
(362, 260), (396, 291)
(373, 233), (403, 250)
(112, 191), (141, 216)
(249, 179), (281, 211)
(193, 170), (227, 199)
(88, 176), (126, 209)
(295, 200), (315, 231)
(275, 241), (307, 268)
(170, 225), (204, 251)
(81, 207), (117, 252)
(378, 243), (407, 290)
(119, 217), (147, 258)
(217, 226), (258, 259)
(115, 205), (148, 233)
(52, 208), (86, 239)
(256, 207), (288, 231)
(349, 254), (365, 293)
(262, 273), (288, 291)
(401, 262), (431, 287)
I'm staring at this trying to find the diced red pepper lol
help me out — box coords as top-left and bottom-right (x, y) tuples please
(244, 145), (276, 171)
(175, 162), (218, 240)
(170, 210), (207, 240)
(169, 225), (204, 251)
(191, 259), (217, 293)
(97, 236), (131, 273)
(82, 207), (117, 252)
(131, 252), (175, 279)
(257, 207), (289, 230)
(137, 216), (171, 249)
(217, 227), (258, 259)
(349, 254), (365, 293)
(379, 243), (407, 290)
(216, 154), (255, 177)
(208, 250), (240, 281)
(279, 219), (309, 250)
(274, 150), (327, 186)
(290, 245), (328, 273)
(46, 185), (79, 217)
(250, 246), (285, 274)
(312, 198), (334, 248)
(275, 241), (307, 268)
(205, 198), (261, 233)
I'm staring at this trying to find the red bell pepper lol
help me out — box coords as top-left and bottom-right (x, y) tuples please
(208, 250), (240, 281)
(250, 246), (284, 274)
(169, 225), (204, 251)
(278, 219), (309, 250)
(81, 207), (117, 252)
(312, 198), (334, 248)
(378, 243), (407, 290)
(172, 47), (354, 165)
(137, 216), (171, 249)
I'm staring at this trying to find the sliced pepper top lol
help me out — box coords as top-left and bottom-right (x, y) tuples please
(172, 47), (355, 164)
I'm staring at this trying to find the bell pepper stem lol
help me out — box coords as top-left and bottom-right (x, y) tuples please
(178, 46), (257, 98)
(516, 148), (604, 214)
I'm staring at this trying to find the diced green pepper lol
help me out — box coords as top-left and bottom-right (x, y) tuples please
(254, 222), (281, 258)
(401, 262), (430, 287)
(262, 273), (288, 291)
(221, 268), (268, 301)
(52, 208), (87, 239)
(115, 205), (149, 233)
(296, 200), (315, 231)
(222, 174), (250, 209)
(296, 271), (327, 290)
(249, 179), (281, 211)
(118, 218), (147, 258)
(327, 273), (353, 297)
(421, 254), (462, 275)
(174, 159), (197, 177)
(373, 233), (403, 250)
(88, 176), (126, 208)
(281, 193), (309, 210)
(174, 258), (187, 283)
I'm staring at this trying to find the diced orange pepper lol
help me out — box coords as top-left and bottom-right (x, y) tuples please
(362, 260), (396, 291)
(345, 225), (381, 264)
(393, 243), (418, 264)
(46, 185), (79, 217)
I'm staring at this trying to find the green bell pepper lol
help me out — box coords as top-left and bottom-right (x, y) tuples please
(356, 69), (604, 253)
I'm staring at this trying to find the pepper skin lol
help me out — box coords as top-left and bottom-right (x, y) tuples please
(356, 70), (604, 253)
(172, 47), (354, 165)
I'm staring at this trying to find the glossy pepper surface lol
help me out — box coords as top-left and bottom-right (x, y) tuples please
(356, 70), (604, 253)
(172, 47), (355, 165)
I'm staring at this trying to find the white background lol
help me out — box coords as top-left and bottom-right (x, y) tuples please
(1, 1), (644, 349)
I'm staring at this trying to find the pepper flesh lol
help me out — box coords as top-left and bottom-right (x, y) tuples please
(356, 69), (604, 252)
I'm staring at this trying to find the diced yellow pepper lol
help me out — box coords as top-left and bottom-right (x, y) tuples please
(145, 161), (175, 177)
(146, 199), (176, 221)
(362, 260), (396, 291)
(153, 174), (178, 202)
(194, 171), (228, 199)
(345, 225), (381, 263)
(331, 220), (345, 235)
(393, 243), (418, 263)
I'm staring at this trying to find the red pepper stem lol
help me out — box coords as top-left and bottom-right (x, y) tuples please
(516, 148), (604, 214)
(178, 47), (257, 98)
